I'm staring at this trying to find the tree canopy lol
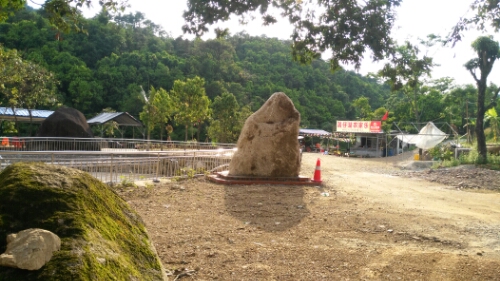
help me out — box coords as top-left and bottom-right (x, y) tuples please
(170, 76), (211, 141)
(0, 0), (126, 32)
(184, 0), (402, 70)
(378, 41), (435, 122)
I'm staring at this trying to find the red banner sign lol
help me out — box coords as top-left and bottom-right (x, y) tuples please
(336, 121), (382, 133)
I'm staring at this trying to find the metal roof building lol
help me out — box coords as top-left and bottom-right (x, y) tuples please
(0, 107), (54, 123)
(87, 112), (143, 127)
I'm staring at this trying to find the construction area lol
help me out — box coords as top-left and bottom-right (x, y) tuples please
(119, 152), (500, 280)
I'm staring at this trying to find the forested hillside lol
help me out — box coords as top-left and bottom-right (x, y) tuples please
(3, 7), (494, 142)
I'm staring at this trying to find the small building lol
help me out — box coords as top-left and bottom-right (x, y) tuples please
(87, 112), (143, 138)
(336, 120), (385, 158)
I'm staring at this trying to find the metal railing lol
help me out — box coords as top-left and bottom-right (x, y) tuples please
(0, 137), (236, 152)
(0, 136), (236, 183)
(0, 149), (235, 184)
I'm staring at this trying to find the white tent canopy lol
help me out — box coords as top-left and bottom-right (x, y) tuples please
(396, 122), (448, 149)
(299, 128), (332, 137)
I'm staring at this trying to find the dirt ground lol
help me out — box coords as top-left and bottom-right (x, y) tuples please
(118, 151), (500, 280)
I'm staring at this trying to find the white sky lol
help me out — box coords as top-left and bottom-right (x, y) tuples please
(79, 0), (500, 87)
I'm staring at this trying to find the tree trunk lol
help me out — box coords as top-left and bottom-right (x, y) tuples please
(476, 82), (487, 163)
(185, 124), (188, 141)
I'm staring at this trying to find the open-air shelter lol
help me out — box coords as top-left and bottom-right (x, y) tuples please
(87, 112), (143, 138)
(0, 107), (55, 135)
(299, 128), (332, 152)
(0, 107), (54, 123)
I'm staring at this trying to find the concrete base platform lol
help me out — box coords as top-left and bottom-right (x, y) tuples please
(207, 171), (321, 185)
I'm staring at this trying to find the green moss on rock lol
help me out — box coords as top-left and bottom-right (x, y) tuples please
(0, 162), (165, 280)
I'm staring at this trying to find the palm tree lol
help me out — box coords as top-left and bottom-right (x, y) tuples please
(485, 108), (500, 143)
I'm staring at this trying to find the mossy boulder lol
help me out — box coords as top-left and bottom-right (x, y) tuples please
(0, 163), (166, 280)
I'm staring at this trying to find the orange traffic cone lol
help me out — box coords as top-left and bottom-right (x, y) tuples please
(312, 158), (322, 183)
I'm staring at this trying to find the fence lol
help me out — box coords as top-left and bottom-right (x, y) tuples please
(0, 137), (236, 152)
(0, 149), (235, 183)
(0, 137), (236, 183)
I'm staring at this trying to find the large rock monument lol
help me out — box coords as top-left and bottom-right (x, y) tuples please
(228, 92), (301, 178)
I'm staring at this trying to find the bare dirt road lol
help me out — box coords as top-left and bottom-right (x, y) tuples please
(119, 152), (500, 280)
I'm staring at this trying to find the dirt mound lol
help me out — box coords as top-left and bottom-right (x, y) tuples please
(398, 165), (500, 191)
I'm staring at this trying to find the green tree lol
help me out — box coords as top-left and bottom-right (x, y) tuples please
(449, 0), (500, 45)
(47, 52), (102, 113)
(352, 96), (373, 120)
(442, 84), (477, 142)
(170, 76), (211, 141)
(1, 48), (58, 135)
(153, 86), (173, 141)
(95, 51), (183, 112)
(485, 107), (500, 143)
(418, 86), (445, 123)
(139, 86), (171, 141)
(0, 0), (25, 22)
(100, 107), (119, 137)
(0, 47), (22, 92)
(377, 41), (434, 122)
(0, 0), (126, 32)
(184, 0), (402, 70)
(464, 36), (500, 163)
(0, 8), (395, 138)
(207, 92), (241, 143)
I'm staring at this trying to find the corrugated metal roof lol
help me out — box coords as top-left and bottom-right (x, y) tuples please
(87, 112), (143, 127)
(299, 129), (332, 136)
(0, 107), (54, 122)
(87, 112), (122, 124)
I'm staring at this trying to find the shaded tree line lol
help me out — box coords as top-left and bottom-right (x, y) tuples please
(0, 7), (392, 141)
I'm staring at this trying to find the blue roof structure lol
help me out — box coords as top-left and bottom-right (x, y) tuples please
(0, 107), (54, 122)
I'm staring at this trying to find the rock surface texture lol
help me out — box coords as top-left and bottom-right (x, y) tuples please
(0, 229), (61, 270)
(0, 162), (166, 280)
(36, 107), (94, 138)
(229, 92), (301, 177)
(34, 107), (98, 150)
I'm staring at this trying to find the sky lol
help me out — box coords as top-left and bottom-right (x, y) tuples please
(79, 0), (500, 87)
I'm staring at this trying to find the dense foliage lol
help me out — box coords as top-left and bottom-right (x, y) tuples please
(0, 6), (499, 147)
(0, 7), (393, 140)
(183, 0), (402, 70)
